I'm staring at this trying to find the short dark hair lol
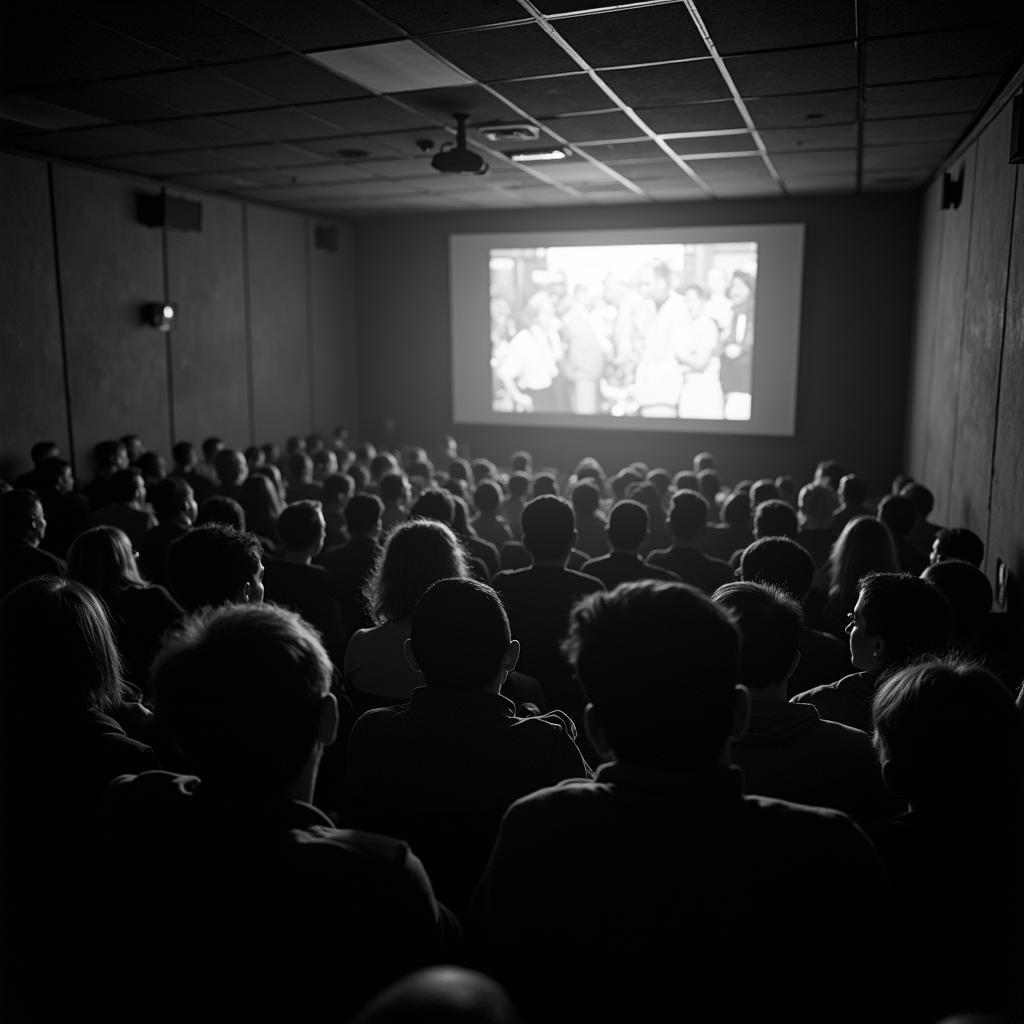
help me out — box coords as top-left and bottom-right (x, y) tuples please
(521, 495), (575, 560)
(507, 472), (530, 498)
(858, 572), (953, 668)
(672, 471), (699, 493)
(693, 451), (715, 473)
(646, 469), (670, 496)
(344, 493), (383, 536)
(286, 451), (313, 483)
(713, 582), (803, 690)
(721, 491), (751, 527)
(750, 478), (779, 506)
(607, 499), (648, 549)
(697, 469), (720, 505)
(877, 494), (917, 538)
(410, 578), (511, 690)
(30, 441), (59, 464)
(379, 471), (408, 503)
(0, 490), (41, 544)
(532, 472), (558, 497)
(214, 449), (246, 486)
(475, 479), (502, 514)
(167, 524), (262, 612)
(510, 451), (532, 473)
(739, 536), (815, 600)
(370, 452), (398, 481)
(839, 474), (867, 505)
(172, 441), (196, 467)
(933, 527), (984, 568)
(201, 437), (222, 461)
(110, 468), (143, 503)
(322, 472), (354, 504)
(667, 490), (708, 542)
(196, 495), (245, 531)
(563, 581), (740, 769)
(277, 501), (324, 551)
(899, 481), (934, 519)
(153, 603), (332, 790)
(570, 480), (600, 517)
(151, 476), (194, 521)
(36, 457), (71, 491)
(93, 440), (123, 471)
(922, 560), (993, 636)
(815, 460), (846, 489)
(410, 489), (455, 525)
(753, 500), (799, 540)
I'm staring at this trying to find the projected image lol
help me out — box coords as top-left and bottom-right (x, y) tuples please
(489, 242), (757, 420)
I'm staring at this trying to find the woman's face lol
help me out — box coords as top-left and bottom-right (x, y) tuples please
(729, 276), (751, 303)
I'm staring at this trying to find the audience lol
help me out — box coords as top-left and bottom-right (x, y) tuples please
(795, 482), (836, 569)
(702, 490), (752, 561)
(0, 488), (66, 597)
(647, 489), (733, 593)
(472, 480), (515, 551)
(833, 473), (870, 531)
(581, 499), (680, 588)
(82, 439), (129, 511)
(89, 467), (157, 549)
(319, 492), (384, 634)
(930, 525), (984, 567)
(878, 493), (928, 575)
(138, 476), (197, 586)
(568, 480), (608, 558)
(166, 523), (264, 612)
(170, 440), (214, 504)
(212, 447), (248, 503)
(379, 470), (412, 536)
(34, 456), (90, 558)
(195, 492), (245, 530)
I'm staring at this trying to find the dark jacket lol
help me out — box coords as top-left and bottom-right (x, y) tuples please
(792, 671), (880, 734)
(581, 551), (681, 589)
(645, 545), (734, 594)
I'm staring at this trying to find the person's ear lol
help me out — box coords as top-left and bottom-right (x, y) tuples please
(880, 759), (906, 798)
(318, 693), (339, 748)
(403, 637), (422, 674)
(500, 639), (520, 674)
(784, 650), (802, 682)
(870, 635), (886, 667)
(241, 582), (252, 603)
(730, 684), (751, 742)
(583, 703), (613, 761)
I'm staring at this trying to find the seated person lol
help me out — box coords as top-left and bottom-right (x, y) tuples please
(34, 457), (90, 559)
(569, 480), (609, 559)
(317, 493), (383, 635)
(411, 489), (494, 583)
(212, 448), (248, 504)
(344, 578), (589, 915)
(702, 491), (752, 562)
(581, 499), (681, 588)
(929, 526), (984, 568)
(868, 660), (1023, 1021)
(166, 524), (264, 612)
(195, 494), (245, 531)
(12, 440), (60, 492)
(472, 480), (515, 552)
(500, 472), (530, 540)
(792, 573), (954, 734)
(379, 470), (411, 537)
(262, 501), (345, 663)
(739, 537), (851, 696)
(82, 439), (128, 512)
(99, 603), (455, 1022)
(729, 498), (799, 569)
(320, 472), (354, 550)
(492, 496), (604, 731)
(138, 476), (197, 587)
(89, 467), (157, 550)
(452, 495), (500, 581)
(286, 451), (324, 502)
(877, 494), (928, 576)
(646, 490), (733, 594)
(170, 441), (214, 504)
(899, 481), (940, 556)
(833, 474), (870, 532)
(197, 436), (223, 484)
(713, 582), (892, 824)
(137, 451), (166, 488)
(795, 482), (837, 571)
(0, 489), (66, 598)
(472, 580), (888, 1024)
(749, 477), (779, 506)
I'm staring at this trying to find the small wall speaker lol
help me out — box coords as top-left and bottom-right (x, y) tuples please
(137, 193), (203, 231)
(314, 224), (338, 251)
(941, 169), (964, 210)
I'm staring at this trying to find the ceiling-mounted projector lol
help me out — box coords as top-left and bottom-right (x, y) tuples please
(432, 112), (488, 175)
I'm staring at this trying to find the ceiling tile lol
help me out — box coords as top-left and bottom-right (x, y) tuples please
(198, 0), (400, 51)
(157, 150), (258, 173)
(217, 56), (371, 104)
(219, 106), (340, 139)
(725, 44), (857, 96)
(685, 155), (769, 180)
(707, 178), (781, 197)
(297, 98), (433, 133)
(864, 77), (1000, 119)
(701, 0), (855, 54)
(0, 59), (83, 95)
(637, 101), (746, 133)
(15, 124), (193, 158)
(116, 69), (274, 114)
(528, 161), (621, 185)
(577, 139), (665, 162)
(745, 89), (857, 127)
(145, 116), (260, 147)
(490, 74), (614, 118)
(362, 0), (527, 32)
(782, 173), (857, 193)
(297, 134), (410, 160)
(396, 85), (523, 124)
(866, 27), (1024, 84)
(536, 0), (640, 13)
(554, 5), (707, 67)
(31, 84), (184, 124)
(425, 24), (580, 81)
(541, 110), (645, 142)
(372, 156), (452, 178)
(599, 60), (731, 108)
(771, 149), (856, 175)
(94, 152), (225, 177)
(863, 113), (973, 146)
(863, 142), (951, 171)
(865, 1), (1018, 37)
(220, 143), (330, 167)
(759, 123), (857, 151)
(275, 162), (384, 183)
(599, 158), (687, 180)
(666, 134), (757, 156)
(862, 170), (932, 190)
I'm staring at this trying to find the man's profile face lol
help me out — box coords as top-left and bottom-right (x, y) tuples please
(115, 445), (130, 471)
(57, 467), (75, 495)
(248, 560), (266, 605)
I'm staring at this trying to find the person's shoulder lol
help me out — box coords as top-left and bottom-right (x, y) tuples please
(646, 546), (672, 565)
(647, 562), (681, 581)
(505, 775), (603, 818)
(492, 567), (528, 587)
(563, 566), (605, 591)
(580, 554), (610, 572)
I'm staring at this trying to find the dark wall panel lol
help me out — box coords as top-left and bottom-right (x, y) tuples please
(920, 147), (975, 523)
(247, 204), (311, 446)
(948, 105), (1016, 538)
(166, 190), (251, 448)
(309, 221), (358, 437)
(0, 153), (70, 480)
(52, 164), (170, 472)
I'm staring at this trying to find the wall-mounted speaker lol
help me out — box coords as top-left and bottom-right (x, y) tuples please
(136, 193), (203, 231)
(1011, 93), (1024, 164)
(941, 169), (963, 210)
(314, 224), (338, 252)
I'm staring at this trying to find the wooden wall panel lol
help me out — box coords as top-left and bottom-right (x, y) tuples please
(988, 167), (1024, 607)
(948, 105), (1016, 538)
(920, 147), (976, 523)
(165, 190), (250, 448)
(246, 204), (310, 446)
(0, 153), (70, 480)
(309, 221), (358, 437)
(52, 165), (170, 473)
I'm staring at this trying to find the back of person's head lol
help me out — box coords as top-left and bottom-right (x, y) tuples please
(510, 451), (532, 474)
(855, 572), (953, 669)
(153, 603), (333, 790)
(322, 472), (354, 505)
(932, 527), (984, 568)
(521, 495), (575, 561)
(411, 488), (455, 525)
(610, 469), (643, 500)
(570, 479), (600, 518)
(196, 495), (246, 531)
(753, 499), (798, 540)
(306, 432), (325, 454)
(750, 478), (779, 506)
(697, 469), (720, 506)
(475, 479), (503, 515)
(471, 459), (496, 483)
(172, 441), (197, 471)
(672, 470), (699, 493)
(829, 515), (899, 605)
(739, 536), (815, 601)
(449, 458), (473, 487)
(67, 525), (144, 602)
(815, 459), (846, 490)
(838, 473), (867, 506)
(286, 435), (306, 456)
(646, 468), (670, 498)
(344, 493), (383, 537)
(668, 489), (708, 543)
(201, 436), (223, 462)
(532, 472), (558, 497)
(877, 494), (917, 539)
(721, 491), (751, 528)
(563, 581), (741, 769)
(352, 967), (521, 1024)
(0, 489), (42, 545)
(286, 451), (313, 484)
(36, 457), (73, 494)
(244, 445), (264, 468)
(214, 448), (247, 487)
(873, 659), (1024, 811)
(0, 576), (125, 717)
(922, 560), (993, 638)
(693, 451), (716, 473)
(798, 483), (834, 526)
(366, 518), (468, 623)
(713, 582), (803, 690)
(442, 477), (469, 504)
(900, 481), (934, 520)
(312, 448), (337, 478)
(507, 471), (530, 499)
(151, 476), (196, 523)
(775, 475), (796, 503)
(30, 441), (59, 465)
(241, 473), (282, 533)
(733, 479), (753, 496)
(410, 578), (512, 691)
(890, 472), (913, 495)
(379, 471), (409, 504)
(607, 499), (649, 550)
(167, 524), (263, 612)
(137, 451), (165, 482)
(93, 440), (124, 474)
(110, 468), (144, 504)
(370, 452), (399, 482)
(277, 500), (324, 553)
